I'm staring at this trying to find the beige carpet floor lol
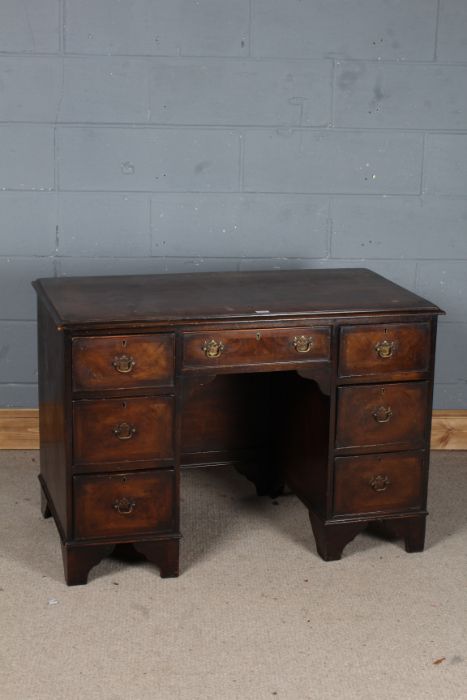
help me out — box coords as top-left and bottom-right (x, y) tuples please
(0, 450), (466, 700)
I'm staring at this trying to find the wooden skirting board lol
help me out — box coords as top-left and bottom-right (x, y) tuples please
(0, 408), (466, 451)
(430, 410), (467, 450)
(0, 409), (40, 450)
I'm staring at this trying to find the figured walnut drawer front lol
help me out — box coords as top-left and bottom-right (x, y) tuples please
(73, 396), (174, 466)
(73, 469), (175, 539)
(339, 323), (430, 377)
(335, 381), (429, 451)
(72, 334), (174, 392)
(333, 453), (424, 516)
(182, 326), (331, 370)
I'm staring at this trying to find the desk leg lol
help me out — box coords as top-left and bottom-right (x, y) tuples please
(235, 453), (284, 498)
(133, 539), (180, 578)
(367, 515), (426, 553)
(310, 513), (427, 561)
(61, 542), (114, 586)
(309, 512), (366, 561)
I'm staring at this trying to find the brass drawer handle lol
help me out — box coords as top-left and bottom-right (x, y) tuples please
(202, 339), (225, 359)
(112, 354), (136, 373)
(375, 339), (395, 359)
(369, 475), (391, 492)
(293, 335), (314, 353)
(112, 422), (136, 440)
(372, 405), (393, 423)
(113, 497), (136, 515)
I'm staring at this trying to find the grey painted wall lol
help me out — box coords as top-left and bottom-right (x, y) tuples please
(0, 0), (466, 408)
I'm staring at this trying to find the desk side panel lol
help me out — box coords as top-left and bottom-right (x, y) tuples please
(37, 298), (70, 540)
(278, 372), (331, 516)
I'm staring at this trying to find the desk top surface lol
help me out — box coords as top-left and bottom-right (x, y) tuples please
(33, 268), (442, 328)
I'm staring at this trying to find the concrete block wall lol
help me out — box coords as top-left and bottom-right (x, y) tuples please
(0, 0), (466, 407)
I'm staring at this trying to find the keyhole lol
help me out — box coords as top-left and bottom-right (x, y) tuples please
(122, 401), (126, 409)
(122, 339), (127, 348)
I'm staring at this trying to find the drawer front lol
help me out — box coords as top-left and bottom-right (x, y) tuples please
(339, 323), (430, 377)
(73, 396), (174, 466)
(333, 453), (424, 516)
(336, 382), (429, 451)
(72, 334), (174, 391)
(73, 469), (175, 539)
(183, 326), (331, 370)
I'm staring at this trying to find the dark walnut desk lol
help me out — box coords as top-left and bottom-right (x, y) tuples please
(33, 268), (443, 585)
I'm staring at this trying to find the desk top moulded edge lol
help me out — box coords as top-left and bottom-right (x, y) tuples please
(32, 268), (444, 331)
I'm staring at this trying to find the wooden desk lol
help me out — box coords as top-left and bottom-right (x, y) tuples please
(33, 268), (443, 585)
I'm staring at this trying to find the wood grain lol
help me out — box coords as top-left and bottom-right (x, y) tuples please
(339, 322), (431, 377)
(73, 469), (175, 539)
(1, 408), (467, 450)
(73, 396), (174, 466)
(430, 410), (467, 450)
(182, 326), (331, 370)
(72, 333), (174, 391)
(0, 409), (39, 449)
(333, 452), (424, 516)
(335, 381), (429, 452)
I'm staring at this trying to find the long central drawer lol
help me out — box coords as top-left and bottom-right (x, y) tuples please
(182, 326), (331, 370)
